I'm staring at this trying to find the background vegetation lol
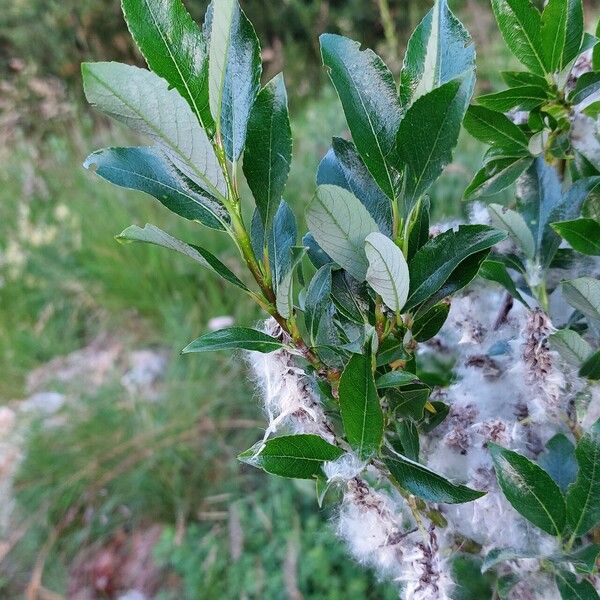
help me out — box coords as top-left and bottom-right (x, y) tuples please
(0, 0), (597, 598)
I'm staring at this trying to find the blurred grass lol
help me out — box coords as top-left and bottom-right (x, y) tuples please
(0, 4), (522, 595)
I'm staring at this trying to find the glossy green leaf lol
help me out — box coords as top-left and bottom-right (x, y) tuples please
(538, 434), (578, 494)
(491, 0), (546, 75)
(208, 0), (261, 161)
(317, 137), (393, 235)
(396, 77), (474, 215)
(399, 0), (475, 105)
(395, 421), (420, 462)
(549, 329), (593, 367)
(306, 184), (379, 282)
(116, 224), (247, 290)
(320, 33), (402, 199)
(331, 271), (367, 324)
(82, 62), (226, 200)
(243, 73), (292, 229)
(552, 218), (600, 255)
(338, 341), (384, 459)
(405, 225), (507, 310)
(562, 277), (600, 324)
(411, 302), (450, 342)
(375, 371), (419, 390)
(580, 350), (600, 380)
(479, 259), (527, 305)
(541, 0), (584, 72)
(489, 443), (566, 535)
(464, 105), (530, 154)
(239, 434), (344, 479)
(121, 0), (213, 131)
(304, 265), (333, 347)
(84, 146), (226, 230)
(555, 570), (599, 600)
(364, 232), (409, 313)
(488, 203), (536, 259)
(478, 86), (549, 112)
(183, 326), (283, 354)
(465, 156), (533, 200)
(384, 453), (485, 504)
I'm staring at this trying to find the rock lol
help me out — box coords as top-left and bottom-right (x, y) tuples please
(121, 350), (168, 397)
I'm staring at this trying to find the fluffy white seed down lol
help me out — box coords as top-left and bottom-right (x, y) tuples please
(248, 318), (334, 443)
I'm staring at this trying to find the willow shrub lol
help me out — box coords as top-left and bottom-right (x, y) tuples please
(82, 0), (600, 597)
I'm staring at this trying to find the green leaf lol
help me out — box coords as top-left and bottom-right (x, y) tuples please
(376, 370), (420, 389)
(555, 570), (599, 600)
(481, 547), (536, 573)
(419, 401), (450, 433)
(275, 247), (305, 319)
(463, 105), (531, 154)
(565, 544), (600, 575)
(552, 218), (600, 255)
(116, 224), (247, 290)
(183, 326), (283, 354)
(411, 302), (450, 342)
(395, 421), (420, 462)
(501, 70), (550, 88)
(239, 434), (344, 479)
(399, 0), (475, 105)
(268, 200), (297, 292)
(317, 137), (393, 236)
(491, 0), (546, 75)
(479, 259), (527, 305)
(121, 0), (213, 132)
(304, 265), (333, 347)
(387, 384), (431, 420)
(243, 73), (292, 230)
(331, 271), (367, 325)
(452, 556), (496, 600)
(549, 329), (593, 367)
(465, 157), (533, 201)
(338, 340), (384, 460)
(562, 277), (600, 325)
(580, 351), (600, 380)
(541, 0), (584, 72)
(538, 434), (579, 494)
(489, 443), (566, 536)
(364, 232), (409, 313)
(82, 62), (226, 200)
(320, 33), (402, 199)
(478, 86), (549, 112)
(570, 72), (600, 105)
(488, 203), (536, 260)
(306, 184), (379, 282)
(384, 453), (485, 504)
(208, 0), (261, 161)
(84, 146), (226, 230)
(406, 197), (431, 261)
(396, 77), (474, 215)
(405, 225), (507, 310)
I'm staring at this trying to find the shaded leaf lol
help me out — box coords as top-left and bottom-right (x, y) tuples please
(412, 303), (450, 341)
(549, 329), (593, 367)
(580, 350), (600, 380)
(465, 156), (533, 200)
(376, 370), (420, 389)
(562, 278), (600, 324)
(552, 218), (600, 256)
(488, 203), (536, 260)
(395, 421), (420, 462)
(555, 570), (599, 600)
(304, 265), (333, 347)
(538, 434), (578, 494)
(479, 259), (527, 305)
